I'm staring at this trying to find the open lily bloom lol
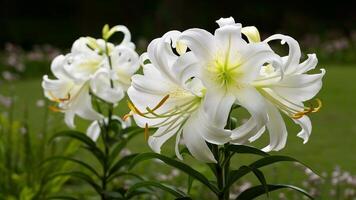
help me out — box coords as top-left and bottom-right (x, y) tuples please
(180, 17), (325, 152)
(230, 30), (325, 151)
(42, 25), (139, 128)
(91, 26), (139, 104)
(179, 17), (278, 146)
(42, 54), (102, 128)
(127, 31), (231, 163)
(90, 43), (140, 104)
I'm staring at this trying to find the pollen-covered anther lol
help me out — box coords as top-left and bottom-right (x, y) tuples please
(127, 100), (145, 117)
(122, 112), (132, 121)
(152, 95), (170, 111)
(292, 98), (322, 119)
(144, 123), (149, 141)
(146, 95), (170, 115)
(48, 92), (71, 103)
(58, 93), (71, 102)
(48, 105), (62, 112)
(127, 95), (170, 118)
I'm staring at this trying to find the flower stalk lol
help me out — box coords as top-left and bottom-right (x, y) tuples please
(99, 37), (116, 200)
(211, 109), (234, 200)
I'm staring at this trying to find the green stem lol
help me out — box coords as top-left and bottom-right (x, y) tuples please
(213, 113), (233, 200)
(100, 39), (115, 200)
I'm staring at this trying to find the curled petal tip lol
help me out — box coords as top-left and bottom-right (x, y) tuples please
(216, 17), (235, 27)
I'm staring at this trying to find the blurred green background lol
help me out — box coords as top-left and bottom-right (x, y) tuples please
(0, 0), (355, 199)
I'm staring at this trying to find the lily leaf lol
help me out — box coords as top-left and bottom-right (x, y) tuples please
(108, 154), (138, 176)
(42, 156), (100, 178)
(236, 184), (313, 200)
(107, 172), (144, 183)
(125, 181), (188, 198)
(226, 155), (315, 191)
(49, 131), (96, 147)
(49, 131), (105, 165)
(47, 171), (101, 194)
(46, 196), (79, 200)
(225, 145), (269, 157)
(129, 153), (219, 194)
(239, 166), (269, 197)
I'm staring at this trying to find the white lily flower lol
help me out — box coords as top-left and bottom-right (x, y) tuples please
(230, 29), (325, 151)
(86, 116), (132, 141)
(42, 54), (102, 128)
(90, 44), (140, 104)
(42, 25), (139, 128)
(179, 17), (279, 146)
(180, 17), (325, 151)
(127, 31), (231, 163)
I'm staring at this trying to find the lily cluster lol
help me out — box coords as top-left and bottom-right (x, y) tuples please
(43, 17), (325, 164)
(127, 17), (325, 163)
(42, 25), (139, 140)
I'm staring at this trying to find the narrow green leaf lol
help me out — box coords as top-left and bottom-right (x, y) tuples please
(121, 126), (142, 135)
(108, 154), (138, 176)
(126, 181), (188, 198)
(107, 172), (144, 183)
(49, 131), (96, 147)
(47, 172), (101, 194)
(80, 145), (105, 166)
(226, 145), (269, 157)
(102, 191), (124, 198)
(240, 166), (269, 197)
(41, 156), (100, 178)
(50, 131), (105, 165)
(187, 175), (194, 194)
(226, 155), (315, 191)
(46, 196), (79, 200)
(108, 140), (128, 166)
(129, 153), (219, 194)
(250, 155), (312, 169)
(236, 184), (313, 200)
(125, 189), (158, 199)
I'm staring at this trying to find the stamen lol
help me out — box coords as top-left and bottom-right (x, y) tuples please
(48, 92), (70, 103)
(127, 100), (145, 117)
(59, 93), (71, 102)
(123, 112), (132, 121)
(292, 107), (313, 119)
(292, 99), (322, 119)
(151, 95), (169, 111)
(48, 105), (62, 112)
(311, 98), (322, 113)
(144, 123), (149, 141)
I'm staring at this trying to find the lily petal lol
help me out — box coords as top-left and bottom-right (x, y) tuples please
(203, 90), (235, 128)
(262, 102), (288, 152)
(182, 113), (217, 163)
(232, 87), (268, 141)
(179, 28), (216, 60)
(293, 115), (312, 144)
(296, 54), (318, 74)
(148, 123), (181, 154)
(241, 26), (261, 43)
(86, 120), (101, 141)
(264, 34), (301, 74)
(74, 86), (102, 121)
(216, 17), (236, 27)
(64, 111), (76, 129)
(90, 68), (125, 104)
(195, 107), (232, 145)
(270, 69), (325, 102)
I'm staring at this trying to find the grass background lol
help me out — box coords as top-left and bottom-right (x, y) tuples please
(1, 64), (355, 199)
